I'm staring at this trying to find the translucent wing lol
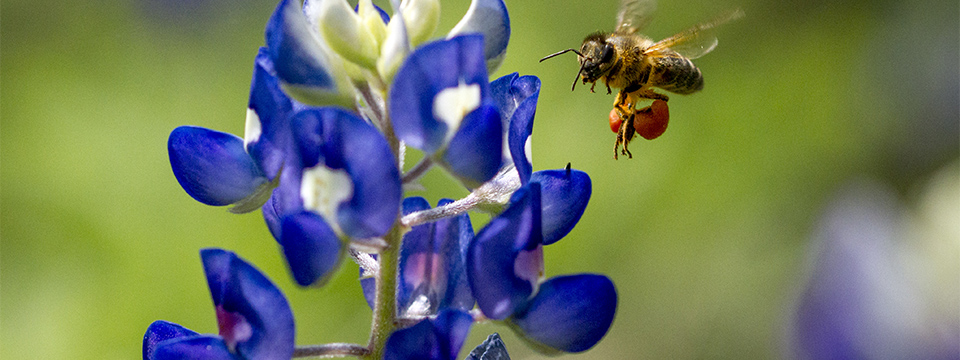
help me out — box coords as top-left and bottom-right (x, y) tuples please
(615, 0), (656, 34)
(644, 9), (743, 59)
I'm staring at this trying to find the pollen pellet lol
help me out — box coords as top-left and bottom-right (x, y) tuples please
(609, 108), (622, 133)
(634, 99), (669, 140)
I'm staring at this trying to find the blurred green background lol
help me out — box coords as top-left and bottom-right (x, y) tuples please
(2, 0), (957, 358)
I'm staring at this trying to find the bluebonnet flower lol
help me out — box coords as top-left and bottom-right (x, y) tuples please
(142, 249), (294, 360)
(167, 126), (271, 209)
(278, 106), (402, 287)
(383, 309), (474, 360)
(357, 197), (475, 359)
(360, 197), (474, 315)
(168, 47), (300, 220)
(508, 274), (618, 354)
(167, 48), (297, 214)
(390, 34), (504, 188)
(490, 72), (537, 184)
(262, 0), (354, 106)
(169, 48), (402, 288)
(156, 0), (618, 358)
(467, 182), (617, 354)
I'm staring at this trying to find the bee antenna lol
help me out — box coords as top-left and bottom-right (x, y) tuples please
(571, 63), (585, 91)
(539, 48), (583, 62)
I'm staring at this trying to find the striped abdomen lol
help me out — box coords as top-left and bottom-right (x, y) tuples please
(648, 53), (703, 95)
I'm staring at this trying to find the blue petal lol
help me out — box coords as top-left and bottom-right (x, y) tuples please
(383, 309), (474, 360)
(467, 184), (543, 320)
(262, 194), (281, 240)
(150, 335), (236, 360)
(397, 197), (432, 313)
(431, 309), (475, 360)
(383, 317), (441, 360)
(490, 73), (540, 124)
(403, 196), (432, 214)
(264, 0), (336, 89)
(168, 126), (267, 206)
(143, 320), (199, 360)
(293, 108), (402, 238)
(530, 167), (591, 245)
(260, 166), (306, 243)
(490, 73), (540, 183)
(448, 0), (510, 72)
(509, 274), (617, 354)
(201, 249), (295, 360)
(389, 34), (489, 154)
(441, 104), (503, 188)
(246, 48), (298, 179)
(353, 2), (390, 23)
(464, 333), (511, 360)
(398, 198), (475, 315)
(433, 198), (475, 312)
(280, 211), (345, 287)
(244, 50), (310, 223)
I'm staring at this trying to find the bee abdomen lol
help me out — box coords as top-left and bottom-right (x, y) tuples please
(650, 54), (703, 95)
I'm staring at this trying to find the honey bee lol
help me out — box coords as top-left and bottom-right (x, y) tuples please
(540, 0), (742, 159)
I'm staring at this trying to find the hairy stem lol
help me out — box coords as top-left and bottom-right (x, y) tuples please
(294, 343), (369, 358)
(364, 223), (402, 360)
(401, 194), (479, 227)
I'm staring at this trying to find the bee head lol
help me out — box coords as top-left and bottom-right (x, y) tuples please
(578, 33), (616, 84)
(538, 32), (616, 91)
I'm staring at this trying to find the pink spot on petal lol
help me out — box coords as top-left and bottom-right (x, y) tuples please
(403, 253), (449, 300)
(216, 306), (253, 350)
(403, 253), (429, 289)
(514, 245), (544, 288)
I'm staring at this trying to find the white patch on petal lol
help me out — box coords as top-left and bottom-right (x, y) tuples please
(398, 141), (406, 169)
(404, 294), (432, 317)
(501, 129), (511, 163)
(244, 108), (262, 150)
(524, 135), (533, 165)
(492, 299), (510, 317)
(300, 164), (354, 234)
(433, 82), (481, 141)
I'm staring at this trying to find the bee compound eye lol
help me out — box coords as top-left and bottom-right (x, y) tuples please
(600, 44), (614, 64)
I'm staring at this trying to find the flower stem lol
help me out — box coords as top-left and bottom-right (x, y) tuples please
(364, 223), (402, 359)
(401, 157), (434, 184)
(401, 194), (479, 227)
(294, 343), (369, 358)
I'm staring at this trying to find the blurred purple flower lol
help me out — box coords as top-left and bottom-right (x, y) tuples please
(788, 180), (959, 360)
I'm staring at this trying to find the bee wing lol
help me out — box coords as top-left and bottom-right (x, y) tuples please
(644, 9), (743, 59)
(615, 0), (656, 34)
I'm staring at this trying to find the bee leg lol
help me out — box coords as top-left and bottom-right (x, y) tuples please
(606, 83), (612, 95)
(614, 111), (636, 160)
(589, 82), (597, 93)
(613, 111), (624, 159)
(612, 90), (632, 113)
(622, 114), (635, 159)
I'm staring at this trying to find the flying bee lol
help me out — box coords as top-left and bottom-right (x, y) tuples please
(540, 0), (743, 159)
